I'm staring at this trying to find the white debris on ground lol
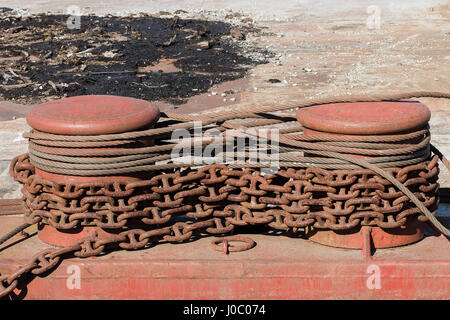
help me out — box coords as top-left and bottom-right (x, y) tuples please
(0, 118), (29, 199)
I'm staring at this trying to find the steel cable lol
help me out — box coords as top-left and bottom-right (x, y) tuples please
(0, 223), (31, 247)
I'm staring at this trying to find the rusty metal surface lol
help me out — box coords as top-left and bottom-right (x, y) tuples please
(297, 100), (431, 135)
(211, 235), (256, 254)
(26, 95), (160, 135)
(0, 213), (449, 299)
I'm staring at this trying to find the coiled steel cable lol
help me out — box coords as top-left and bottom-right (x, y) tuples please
(26, 126), (431, 174)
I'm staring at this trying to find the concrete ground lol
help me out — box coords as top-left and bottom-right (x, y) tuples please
(0, 1), (449, 198)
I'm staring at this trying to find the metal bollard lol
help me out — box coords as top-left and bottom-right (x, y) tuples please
(25, 95), (160, 247)
(296, 100), (433, 249)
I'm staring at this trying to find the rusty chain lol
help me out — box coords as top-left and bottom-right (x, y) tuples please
(10, 153), (439, 232)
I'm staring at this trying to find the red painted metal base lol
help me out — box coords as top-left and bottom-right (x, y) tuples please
(37, 224), (116, 247)
(1, 211), (449, 300)
(296, 100), (430, 135)
(307, 219), (424, 249)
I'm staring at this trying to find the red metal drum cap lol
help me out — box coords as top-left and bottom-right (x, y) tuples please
(296, 100), (431, 135)
(27, 95), (160, 135)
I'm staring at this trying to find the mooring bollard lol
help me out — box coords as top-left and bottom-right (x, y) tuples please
(25, 95), (160, 246)
(3, 91), (449, 299)
(10, 92), (445, 253)
(296, 100), (435, 249)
